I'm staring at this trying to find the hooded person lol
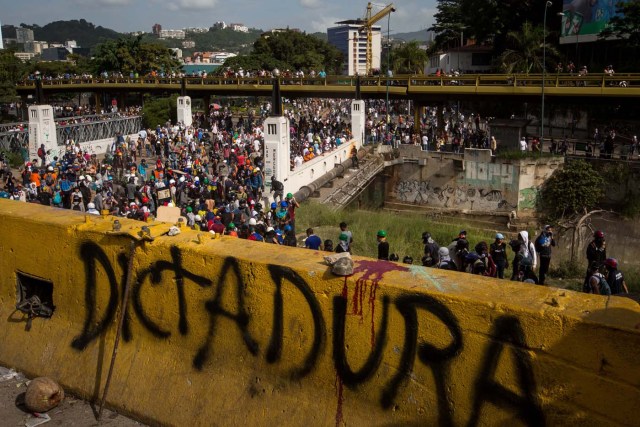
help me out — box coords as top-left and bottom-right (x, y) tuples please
(435, 247), (457, 270)
(518, 230), (537, 270)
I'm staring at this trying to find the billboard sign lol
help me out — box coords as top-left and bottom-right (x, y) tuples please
(560, 0), (627, 43)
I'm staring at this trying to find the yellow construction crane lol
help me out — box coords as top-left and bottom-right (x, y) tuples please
(359, 2), (395, 75)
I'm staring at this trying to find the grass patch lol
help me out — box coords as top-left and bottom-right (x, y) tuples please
(297, 201), (502, 261)
(297, 202), (640, 293)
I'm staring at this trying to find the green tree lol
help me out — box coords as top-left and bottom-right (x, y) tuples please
(220, 30), (343, 74)
(429, 0), (563, 62)
(599, 0), (640, 45)
(391, 41), (428, 74)
(92, 35), (181, 75)
(142, 94), (178, 129)
(539, 160), (604, 220)
(0, 49), (27, 103)
(428, 0), (465, 52)
(498, 22), (559, 73)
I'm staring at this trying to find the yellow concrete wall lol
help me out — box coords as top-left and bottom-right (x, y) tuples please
(0, 199), (639, 426)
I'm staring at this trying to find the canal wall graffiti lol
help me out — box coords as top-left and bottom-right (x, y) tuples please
(0, 200), (638, 426)
(387, 152), (563, 215)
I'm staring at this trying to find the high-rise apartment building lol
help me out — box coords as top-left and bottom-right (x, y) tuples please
(16, 27), (34, 44)
(327, 21), (381, 76)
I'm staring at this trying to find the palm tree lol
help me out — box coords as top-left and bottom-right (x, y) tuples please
(498, 22), (559, 74)
(391, 41), (428, 74)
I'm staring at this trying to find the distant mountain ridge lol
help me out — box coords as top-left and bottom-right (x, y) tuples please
(1, 19), (428, 51)
(393, 30), (429, 42)
(3, 19), (121, 49)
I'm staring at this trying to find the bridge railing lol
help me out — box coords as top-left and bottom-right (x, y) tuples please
(16, 73), (640, 89)
(0, 115), (142, 152)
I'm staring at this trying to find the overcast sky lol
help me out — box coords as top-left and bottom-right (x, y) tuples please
(2, 0), (437, 34)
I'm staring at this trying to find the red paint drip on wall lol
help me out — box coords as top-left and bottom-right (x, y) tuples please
(353, 259), (409, 282)
(351, 281), (360, 316)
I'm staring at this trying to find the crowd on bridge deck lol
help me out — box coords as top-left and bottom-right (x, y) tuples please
(0, 97), (362, 241)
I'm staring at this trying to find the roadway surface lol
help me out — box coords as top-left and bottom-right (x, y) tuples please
(0, 366), (142, 426)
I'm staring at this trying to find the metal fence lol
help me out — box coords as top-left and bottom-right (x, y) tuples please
(0, 114), (142, 152)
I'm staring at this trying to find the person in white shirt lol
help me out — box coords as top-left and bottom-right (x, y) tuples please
(519, 137), (527, 152)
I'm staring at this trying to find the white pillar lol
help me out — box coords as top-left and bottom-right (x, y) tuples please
(28, 105), (58, 161)
(263, 116), (291, 195)
(351, 100), (365, 149)
(177, 96), (193, 127)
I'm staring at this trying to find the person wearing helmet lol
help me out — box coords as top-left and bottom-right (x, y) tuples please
(283, 224), (297, 247)
(490, 233), (509, 279)
(604, 258), (629, 294)
(534, 225), (556, 285)
(336, 233), (351, 254)
(421, 231), (439, 267)
(285, 193), (300, 233)
(377, 230), (389, 261)
(226, 222), (238, 237)
(86, 202), (100, 215)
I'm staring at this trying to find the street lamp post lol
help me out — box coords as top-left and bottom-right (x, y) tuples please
(385, 11), (393, 144)
(541, 0), (552, 151)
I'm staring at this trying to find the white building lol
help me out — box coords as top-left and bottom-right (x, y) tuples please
(170, 48), (183, 59)
(182, 40), (196, 48)
(425, 45), (493, 74)
(16, 27), (34, 44)
(212, 52), (236, 63)
(65, 40), (77, 49)
(184, 27), (208, 33)
(159, 29), (186, 39)
(0, 20), (3, 49)
(327, 20), (382, 76)
(14, 52), (36, 61)
(24, 40), (48, 54)
(230, 23), (248, 33)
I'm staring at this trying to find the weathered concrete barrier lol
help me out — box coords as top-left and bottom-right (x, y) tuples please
(0, 199), (638, 426)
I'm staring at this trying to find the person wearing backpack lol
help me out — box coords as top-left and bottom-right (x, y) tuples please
(517, 230), (537, 271)
(421, 231), (440, 267)
(584, 263), (611, 295)
(603, 258), (629, 295)
(435, 247), (458, 270)
(535, 225), (556, 285)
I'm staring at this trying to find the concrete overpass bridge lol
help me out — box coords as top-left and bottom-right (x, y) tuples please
(16, 73), (640, 105)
